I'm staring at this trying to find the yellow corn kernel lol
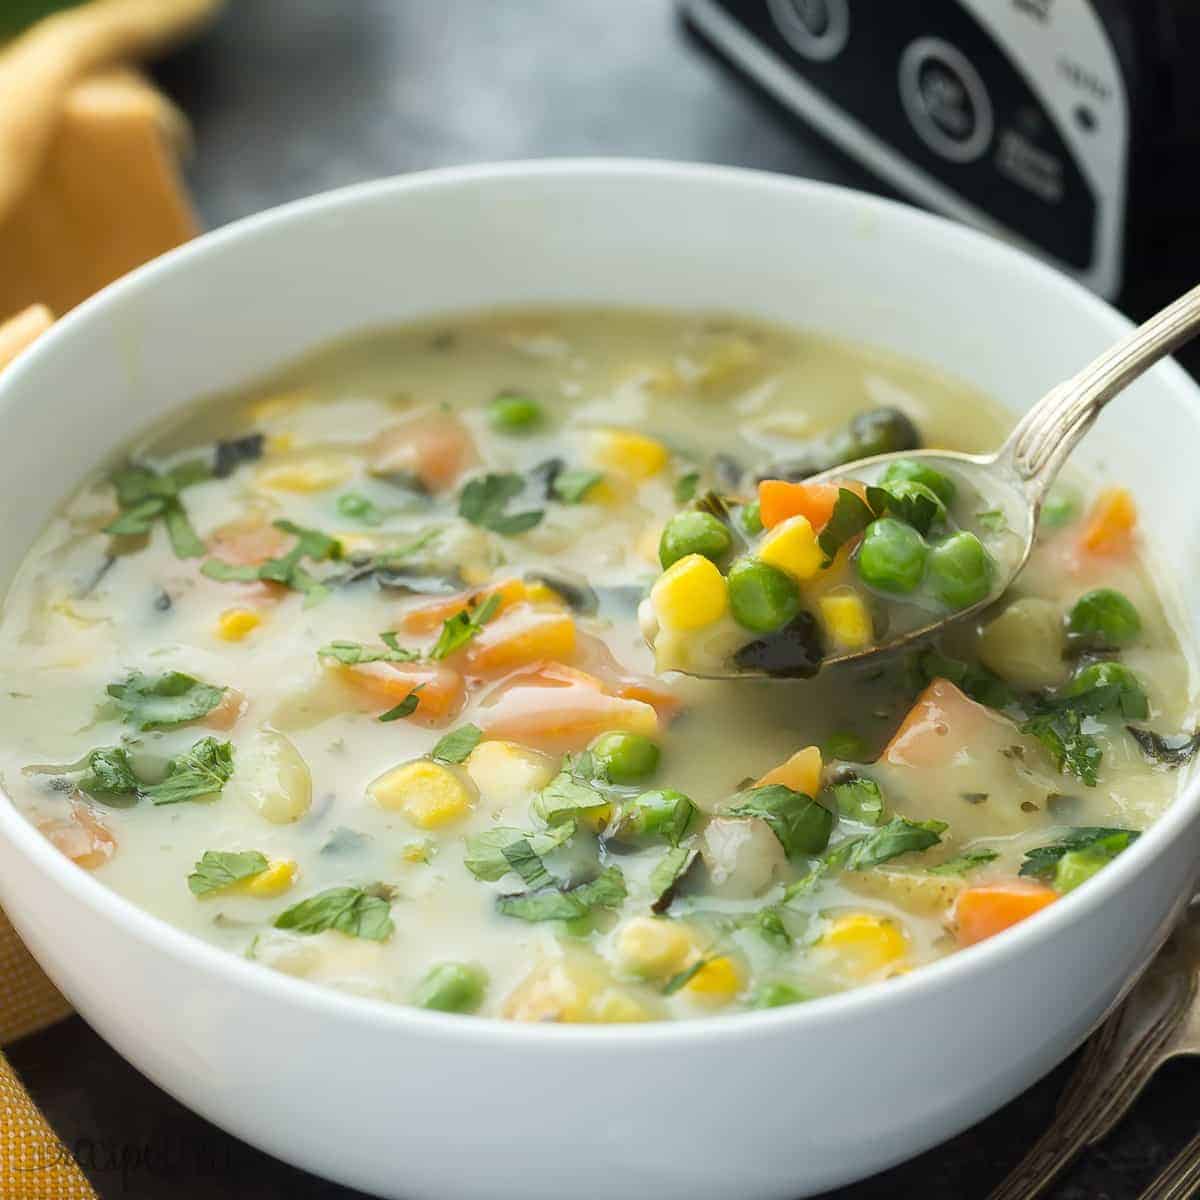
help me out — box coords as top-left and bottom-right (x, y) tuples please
(247, 390), (308, 425)
(758, 515), (823, 582)
(819, 587), (874, 652)
(230, 859), (297, 898)
(502, 955), (657, 1023)
(368, 760), (475, 829)
(216, 608), (262, 642)
(650, 553), (728, 631)
(756, 745), (822, 795)
(683, 955), (743, 1003)
(592, 989), (658, 1023)
(255, 452), (355, 494)
(465, 740), (557, 810)
(614, 917), (696, 979)
(817, 912), (908, 978)
(590, 429), (669, 479)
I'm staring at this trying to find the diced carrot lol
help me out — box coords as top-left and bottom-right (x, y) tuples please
(400, 578), (529, 635)
(463, 604), (576, 676)
(201, 687), (247, 731)
(1079, 487), (1136, 555)
(883, 678), (991, 769)
(570, 631), (684, 722)
(368, 412), (477, 492)
(480, 662), (658, 752)
(954, 879), (1058, 947)
(39, 802), (116, 870)
(758, 480), (840, 532)
(337, 660), (465, 727)
(205, 517), (290, 604)
(756, 745), (822, 795)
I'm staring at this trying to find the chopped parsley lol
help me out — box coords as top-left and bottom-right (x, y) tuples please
(726, 784), (834, 857)
(463, 821), (577, 882)
(827, 775), (884, 825)
(274, 884), (395, 941)
(495, 865), (626, 923)
(25, 745), (141, 806)
(188, 850), (269, 896)
(378, 687), (424, 722)
(662, 956), (713, 995)
(104, 460), (210, 558)
(649, 846), (698, 913)
(865, 480), (945, 536)
(430, 592), (501, 660)
(1021, 708), (1102, 787)
(928, 848), (999, 876)
(818, 488), (875, 563)
(458, 472), (544, 535)
(317, 634), (418, 665)
(336, 491), (387, 525)
(106, 671), (226, 731)
(532, 756), (610, 825)
(673, 471), (700, 504)
(1019, 828), (1139, 880)
(430, 724), (483, 764)
(143, 737), (234, 805)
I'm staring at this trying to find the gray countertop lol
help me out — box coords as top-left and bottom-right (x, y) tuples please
(9, 2), (1198, 1196)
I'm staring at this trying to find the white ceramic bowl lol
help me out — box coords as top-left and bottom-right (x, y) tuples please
(1, 161), (1199, 1200)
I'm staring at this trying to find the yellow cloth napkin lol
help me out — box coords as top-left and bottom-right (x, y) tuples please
(0, 2), (220, 1194)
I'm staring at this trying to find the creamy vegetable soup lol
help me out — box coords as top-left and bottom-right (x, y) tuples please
(0, 309), (1193, 1021)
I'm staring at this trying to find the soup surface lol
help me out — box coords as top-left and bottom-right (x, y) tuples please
(0, 308), (1193, 1021)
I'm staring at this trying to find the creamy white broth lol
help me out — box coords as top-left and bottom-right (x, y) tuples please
(0, 308), (1191, 1021)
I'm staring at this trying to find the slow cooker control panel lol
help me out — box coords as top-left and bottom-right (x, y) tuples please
(685, 0), (1129, 297)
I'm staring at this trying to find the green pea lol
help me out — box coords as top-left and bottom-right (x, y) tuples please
(727, 557), (802, 633)
(1053, 847), (1112, 894)
(880, 459), (956, 505)
(822, 731), (871, 762)
(590, 731), (661, 784)
(616, 788), (696, 844)
(749, 981), (809, 1009)
(1067, 588), (1142, 648)
(1065, 661), (1149, 720)
(927, 531), (993, 610)
(487, 392), (543, 433)
(856, 518), (927, 595)
(739, 500), (763, 536)
(1040, 488), (1079, 529)
(412, 962), (488, 1013)
(659, 511), (733, 569)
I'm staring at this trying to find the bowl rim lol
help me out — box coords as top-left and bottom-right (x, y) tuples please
(1, 156), (1198, 1047)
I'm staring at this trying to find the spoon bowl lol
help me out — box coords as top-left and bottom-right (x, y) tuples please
(646, 281), (1200, 680)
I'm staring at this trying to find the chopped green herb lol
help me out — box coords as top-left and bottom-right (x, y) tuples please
(430, 592), (501, 660)
(143, 737), (234, 805)
(1021, 708), (1102, 787)
(928, 848), (999, 876)
(532, 758), (610, 825)
(828, 775), (884, 825)
(818, 488), (875, 562)
(430, 724), (483, 764)
(274, 884), (395, 941)
(748, 905), (793, 950)
(649, 846), (698, 913)
(552, 468), (604, 504)
(495, 865), (626, 923)
(458, 472), (544, 535)
(378, 688), (424, 722)
(976, 509), (1008, 534)
(911, 649), (1015, 710)
(188, 850), (269, 896)
(317, 637), (419, 666)
(865, 479), (945, 536)
(1127, 726), (1200, 767)
(25, 746), (142, 806)
(1019, 828), (1139, 881)
(726, 784), (834, 857)
(749, 981), (808, 1008)
(674, 471), (700, 504)
(462, 821), (577, 882)
(336, 492), (387, 525)
(105, 460), (210, 558)
(106, 671), (226, 731)
(501, 838), (558, 890)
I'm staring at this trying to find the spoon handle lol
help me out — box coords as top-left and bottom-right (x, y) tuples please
(1001, 281), (1200, 503)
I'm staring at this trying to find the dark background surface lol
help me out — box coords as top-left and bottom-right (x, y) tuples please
(8, 2), (1199, 1196)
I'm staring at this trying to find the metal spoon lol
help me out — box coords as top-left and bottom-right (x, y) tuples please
(652, 281), (1200, 679)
